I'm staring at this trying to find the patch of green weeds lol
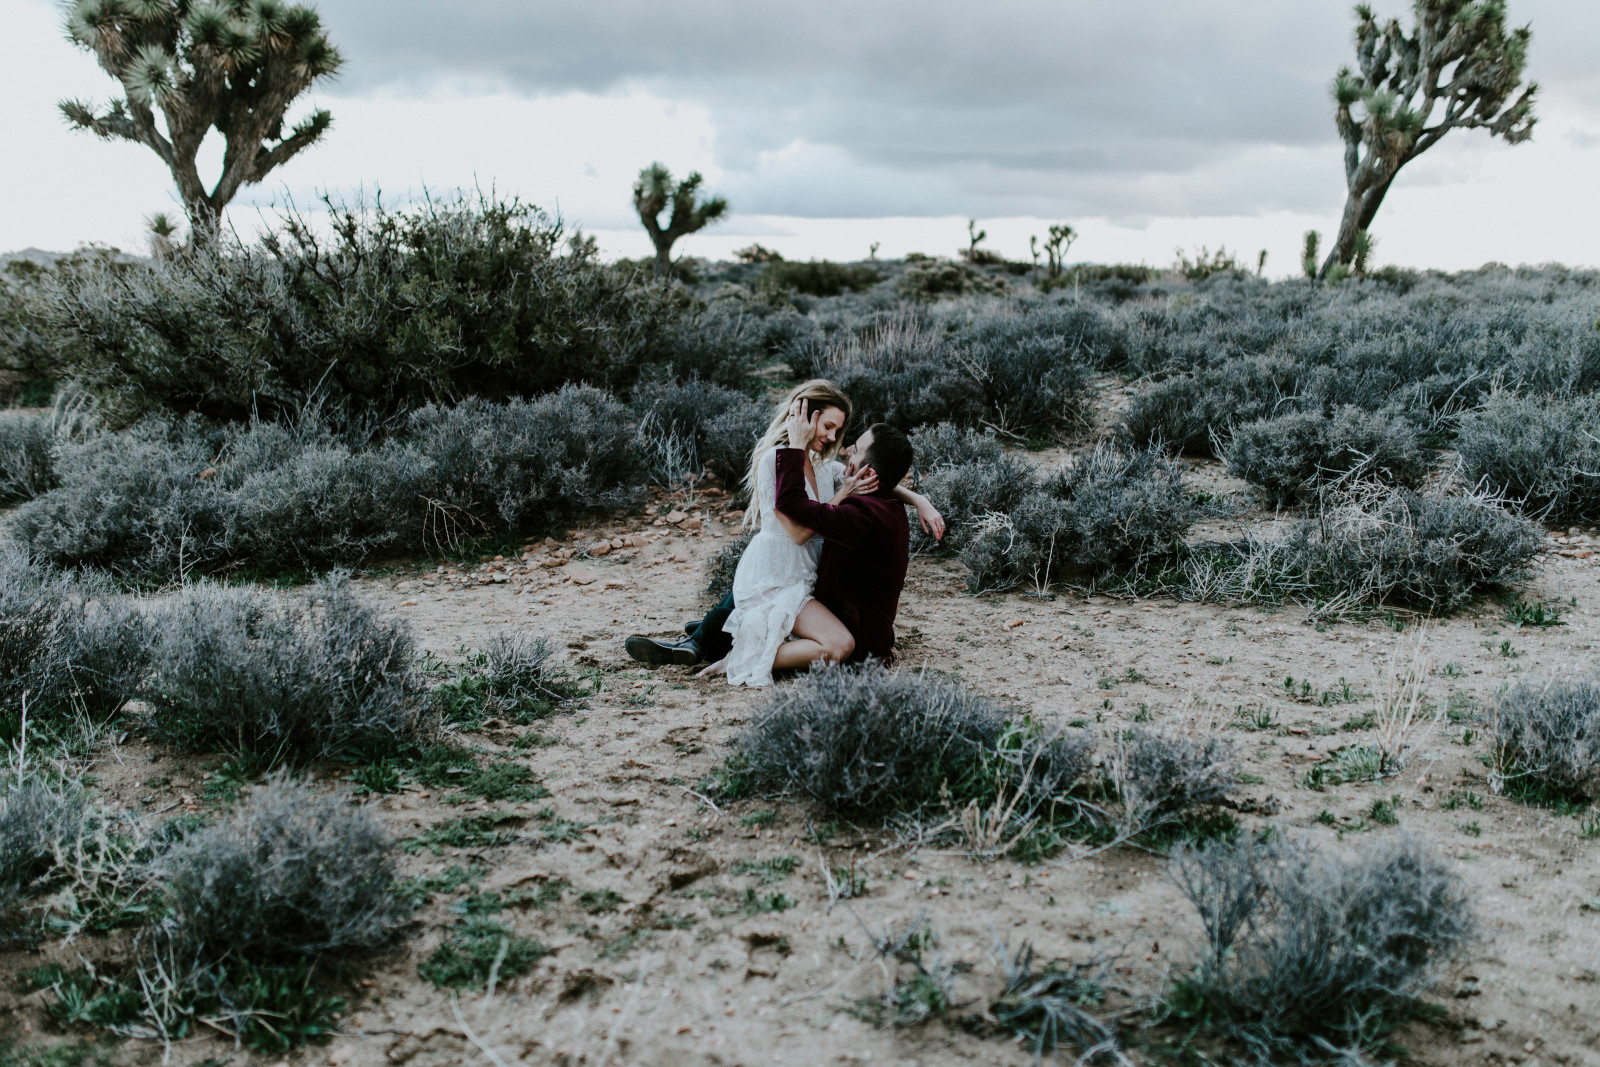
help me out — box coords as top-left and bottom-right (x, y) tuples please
(393, 865), (484, 907)
(732, 856), (798, 885)
(579, 888), (623, 914)
(1365, 796), (1401, 826)
(597, 930), (654, 961)
(1441, 791), (1484, 812)
(418, 917), (551, 990)
(739, 810), (779, 829)
(742, 889), (794, 915)
(351, 759), (402, 796)
(1460, 821), (1482, 836)
(402, 812), (524, 854)
(1233, 705), (1277, 732)
(1505, 600), (1565, 628)
(1341, 711), (1377, 732)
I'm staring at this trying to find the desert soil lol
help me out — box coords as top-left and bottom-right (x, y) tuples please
(7, 459), (1600, 1067)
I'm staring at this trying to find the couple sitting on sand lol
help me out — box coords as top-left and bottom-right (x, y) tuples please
(624, 380), (944, 686)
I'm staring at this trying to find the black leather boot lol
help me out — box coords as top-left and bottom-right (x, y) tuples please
(624, 635), (702, 667)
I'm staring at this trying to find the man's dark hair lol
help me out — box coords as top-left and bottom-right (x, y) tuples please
(863, 424), (914, 491)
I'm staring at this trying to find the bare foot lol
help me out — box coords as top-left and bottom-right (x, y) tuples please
(696, 657), (728, 678)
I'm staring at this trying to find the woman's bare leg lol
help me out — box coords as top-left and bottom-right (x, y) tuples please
(771, 600), (855, 672)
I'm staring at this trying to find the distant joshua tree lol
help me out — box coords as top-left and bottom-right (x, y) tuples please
(1043, 223), (1076, 279)
(632, 163), (728, 280)
(1321, 0), (1536, 278)
(58, 0), (343, 234)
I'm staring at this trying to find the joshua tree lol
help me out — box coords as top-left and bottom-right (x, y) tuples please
(632, 163), (727, 279)
(1302, 231), (1322, 279)
(1029, 235), (1040, 280)
(964, 219), (988, 261)
(1320, 0), (1536, 278)
(58, 0), (343, 234)
(1043, 223), (1076, 279)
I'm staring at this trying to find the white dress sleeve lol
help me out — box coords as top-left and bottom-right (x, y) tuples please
(754, 448), (778, 528)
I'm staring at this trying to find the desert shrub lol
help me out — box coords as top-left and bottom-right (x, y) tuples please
(898, 259), (1010, 301)
(0, 779), (86, 916)
(0, 550), (147, 720)
(406, 386), (642, 530)
(1456, 391), (1600, 523)
(732, 663), (1012, 813)
(427, 631), (580, 727)
(631, 378), (767, 488)
(11, 415), (235, 579)
(0, 258), (62, 403)
(915, 449), (1037, 553)
(36, 193), (682, 425)
(806, 317), (1093, 439)
(0, 412), (56, 504)
(1170, 833), (1474, 1056)
(1225, 406), (1430, 504)
(1121, 358), (1302, 454)
(1047, 446), (1194, 572)
(1287, 485), (1541, 614)
(958, 447), (1194, 591)
(156, 775), (408, 965)
(15, 387), (643, 580)
(1112, 730), (1237, 834)
(139, 576), (425, 761)
(706, 529), (754, 602)
(1491, 676), (1600, 802)
(761, 260), (881, 297)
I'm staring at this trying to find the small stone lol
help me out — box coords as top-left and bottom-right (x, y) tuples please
(396, 581), (411, 592)
(541, 558), (566, 569)
(588, 541), (612, 557)
(604, 579), (625, 589)
(664, 510), (688, 524)
(401, 599), (417, 607)
(610, 537), (625, 549)
(682, 516), (704, 531)
(1478, 1015), (1500, 1031)
(1460, 1030), (1485, 1044)
(568, 568), (598, 586)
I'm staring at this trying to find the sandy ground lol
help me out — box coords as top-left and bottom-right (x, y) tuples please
(7, 462), (1600, 1067)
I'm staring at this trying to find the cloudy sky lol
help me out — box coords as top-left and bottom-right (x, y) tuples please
(3, 0), (1597, 272)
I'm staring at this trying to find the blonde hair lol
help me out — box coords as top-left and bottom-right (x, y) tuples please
(742, 379), (852, 529)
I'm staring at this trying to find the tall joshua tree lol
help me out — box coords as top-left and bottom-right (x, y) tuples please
(1321, 0), (1536, 278)
(632, 163), (727, 280)
(59, 0), (343, 234)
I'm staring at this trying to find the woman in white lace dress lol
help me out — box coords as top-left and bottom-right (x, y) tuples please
(702, 380), (943, 687)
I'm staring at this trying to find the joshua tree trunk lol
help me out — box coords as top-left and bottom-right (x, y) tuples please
(1319, 1), (1536, 279)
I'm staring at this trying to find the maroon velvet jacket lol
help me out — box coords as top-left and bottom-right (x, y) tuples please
(773, 447), (910, 663)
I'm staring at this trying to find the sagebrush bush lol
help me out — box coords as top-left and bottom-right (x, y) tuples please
(1171, 833), (1474, 1055)
(140, 576), (425, 761)
(1225, 406), (1430, 504)
(1120, 358), (1302, 454)
(35, 193), (696, 424)
(156, 775), (409, 965)
(0, 549), (147, 719)
(0, 778), (86, 915)
(15, 387), (644, 580)
(761, 260), (881, 297)
(0, 411), (57, 504)
(1288, 485), (1541, 613)
(1113, 730), (1237, 829)
(799, 315), (1092, 439)
(913, 434), (1036, 553)
(958, 446), (1194, 592)
(1456, 391), (1600, 523)
(733, 663), (1011, 813)
(897, 259), (1010, 301)
(1491, 676), (1600, 802)
(631, 377), (767, 488)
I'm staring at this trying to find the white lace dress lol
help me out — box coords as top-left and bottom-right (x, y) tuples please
(722, 450), (844, 687)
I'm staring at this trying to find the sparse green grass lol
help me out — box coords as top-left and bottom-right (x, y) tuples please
(418, 917), (550, 990)
(579, 888), (623, 914)
(732, 856), (798, 885)
(1365, 796), (1401, 826)
(739, 810), (780, 829)
(402, 812), (524, 854)
(1505, 599), (1565, 628)
(393, 865), (483, 907)
(1441, 791), (1484, 812)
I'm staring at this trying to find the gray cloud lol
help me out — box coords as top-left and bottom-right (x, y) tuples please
(314, 0), (1597, 218)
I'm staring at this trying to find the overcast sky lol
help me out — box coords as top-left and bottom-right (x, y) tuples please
(3, 0), (1597, 272)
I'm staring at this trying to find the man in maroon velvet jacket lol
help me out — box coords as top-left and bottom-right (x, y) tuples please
(772, 399), (914, 665)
